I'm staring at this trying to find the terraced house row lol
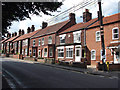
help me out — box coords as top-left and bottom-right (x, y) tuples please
(1, 9), (120, 67)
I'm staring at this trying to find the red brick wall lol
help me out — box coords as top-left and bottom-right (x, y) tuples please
(86, 22), (120, 66)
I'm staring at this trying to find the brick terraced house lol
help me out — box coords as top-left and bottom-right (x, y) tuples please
(55, 9), (97, 64)
(30, 13), (76, 59)
(86, 13), (120, 67)
(12, 25), (40, 58)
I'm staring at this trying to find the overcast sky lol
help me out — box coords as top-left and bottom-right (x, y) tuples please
(8, 0), (120, 34)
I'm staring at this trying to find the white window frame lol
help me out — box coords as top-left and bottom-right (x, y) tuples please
(29, 50), (32, 56)
(42, 38), (44, 45)
(48, 36), (52, 44)
(49, 48), (53, 57)
(100, 49), (106, 60)
(33, 49), (36, 57)
(66, 46), (74, 58)
(38, 39), (41, 46)
(44, 48), (47, 57)
(25, 48), (27, 55)
(57, 47), (64, 58)
(38, 49), (41, 57)
(91, 49), (96, 60)
(33, 40), (35, 47)
(112, 27), (119, 40)
(96, 31), (101, 42)
(73, 31), (81, 43)
(59, 34), (66, 45)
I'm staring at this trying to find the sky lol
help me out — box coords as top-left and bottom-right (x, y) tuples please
(8, 0), (120, 34)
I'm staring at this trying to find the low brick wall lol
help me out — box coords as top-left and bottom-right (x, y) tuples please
(12, 55), (19, 59)
(97, 63), (120, 71)
(24, 57), (35, 61)
(37, 59), (45, 63)
(59, 61), (87, 69)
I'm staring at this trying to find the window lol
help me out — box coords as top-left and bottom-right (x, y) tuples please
(66, 48), (73, 58)
(112, 27), (119, 40)
(116, 52), (119, 59)
(82, 49), (86, 58)
(44, 48), (47, 57)
(29, 50), (32, 56)
(23, 39), (28, 46)
(59, 34), (66, 44)
(19, 41), (21, 54)
(42, 38), (44, 45)
(48, 36), (52, 44)
(100, 49), (106, 60)
(25, 48), (27, 55)
(91, 50), (96, 60)
(73, 31), (81, 43)
(96, 31), (101, 41)
(33, 40), (35, 47)
(38, 39), (41, 46)
(22, 49), (24, 55)
(33, 49), (36, 57)
(49, 48), (53, 57)
(58, 47), (64, 58)
(38, 49), (41, 57)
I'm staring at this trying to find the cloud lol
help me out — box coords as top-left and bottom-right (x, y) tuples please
(8, 0), (120, 34)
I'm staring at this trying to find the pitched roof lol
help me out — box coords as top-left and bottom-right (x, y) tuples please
(59, 13), (120, 34)
(32, 20), (70, 38)
(4, 36), (19, 43)
(13, 29), (40, 42)
(59, 18), (98, 34)
(1, 38), (9, 43)
(89, 13), (120, 28)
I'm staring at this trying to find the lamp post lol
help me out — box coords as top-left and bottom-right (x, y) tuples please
(98, 0), (106, 70)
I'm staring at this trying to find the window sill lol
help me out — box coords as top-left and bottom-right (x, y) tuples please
(58, 57), (64, 59)
(66, 57), (73, 59)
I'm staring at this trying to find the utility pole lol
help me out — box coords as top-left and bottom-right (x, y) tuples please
(98, 0), (106, 67)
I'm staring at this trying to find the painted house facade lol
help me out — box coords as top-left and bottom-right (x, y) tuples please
(86, 13), (120, 66)
(30, 13), (76, 59)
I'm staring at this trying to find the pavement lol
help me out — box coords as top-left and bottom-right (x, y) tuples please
(1, 57), (120, 79)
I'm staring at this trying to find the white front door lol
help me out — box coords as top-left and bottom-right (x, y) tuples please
(75, 46), (81, 62)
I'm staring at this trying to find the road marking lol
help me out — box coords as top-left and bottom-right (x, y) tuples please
(2, 68), (27, 88)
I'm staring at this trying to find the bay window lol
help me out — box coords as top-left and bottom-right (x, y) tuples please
(66, 46), (73, 58)
(57, 47), (64, 58)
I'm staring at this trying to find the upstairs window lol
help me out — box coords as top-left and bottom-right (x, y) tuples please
(48, 36), (52, 44)
(38, 39), (41, 46)
(112, 27), (119, 40)
(96, 31), (101, 41)
(42, 38), (44, 45)
(91, 50), (96, 60)
(33, 40), (35, 47)
(59, 34), (66, 45)
(73, 31), (81, 43)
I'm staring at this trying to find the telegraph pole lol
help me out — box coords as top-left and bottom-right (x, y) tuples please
(98, 0), (106, 66)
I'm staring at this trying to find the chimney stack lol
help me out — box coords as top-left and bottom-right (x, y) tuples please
(12, 33), (14, 37)
(27, 27), (31, 33)
(42, 22), (48, 29)
(7, 33), (11, 38)
(83, 9), (92, 22)
(69, 13), (75, 22)
(31, 25), (35, 32)
(19, 29), (22, 36)
(14, 32), (17, 36)
(22, 29), (24, 35)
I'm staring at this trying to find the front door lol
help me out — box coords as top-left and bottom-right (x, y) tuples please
(75, 46), (81, 62)
(33, 49), (36, 57)
(114, 50), (120, 64)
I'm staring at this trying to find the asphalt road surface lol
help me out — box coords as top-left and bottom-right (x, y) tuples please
(1, 58), (119, 88)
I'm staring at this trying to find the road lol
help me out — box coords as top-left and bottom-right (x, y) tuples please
(1, 58), (119, 88)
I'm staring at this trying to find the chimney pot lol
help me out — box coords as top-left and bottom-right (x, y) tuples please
(14, 32), (17, 36)
(12, 33), (14, 37)
(69, 13), (75, 21)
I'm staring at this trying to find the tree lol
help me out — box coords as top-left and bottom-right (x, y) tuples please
(2, 2), (62, 36)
